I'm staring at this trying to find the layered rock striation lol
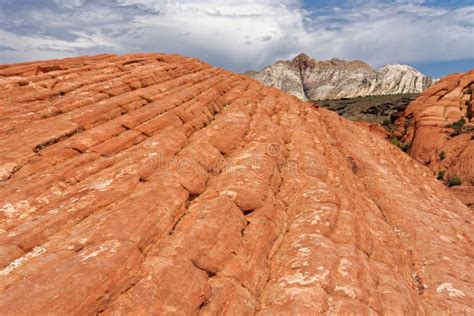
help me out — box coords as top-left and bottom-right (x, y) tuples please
(0, 54), (472, 314)
(395, 69), (474, 208)
(248, 53), (434, 101)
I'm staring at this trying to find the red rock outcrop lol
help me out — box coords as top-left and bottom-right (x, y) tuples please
(396, 70), (474, 208)
(0, 54), (473, 314)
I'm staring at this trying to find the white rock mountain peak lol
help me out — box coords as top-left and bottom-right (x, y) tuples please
(248, 53), (434, 100)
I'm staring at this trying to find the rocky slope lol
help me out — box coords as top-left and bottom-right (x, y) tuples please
(248, 53), (434, 101)
(395, 69), (474, 208)
(0, 54), (473, 314)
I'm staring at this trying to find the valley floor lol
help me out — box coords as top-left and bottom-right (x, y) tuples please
(316, 93), (419, 124)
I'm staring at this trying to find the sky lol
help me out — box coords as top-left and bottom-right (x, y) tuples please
(0, 0), (473, 78)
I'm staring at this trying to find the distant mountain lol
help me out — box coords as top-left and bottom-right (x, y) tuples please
(246, 53), (434, 101)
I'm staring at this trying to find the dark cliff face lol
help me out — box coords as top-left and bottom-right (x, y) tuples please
(289, 53), (315, 69)
(248, 53), (433, 101)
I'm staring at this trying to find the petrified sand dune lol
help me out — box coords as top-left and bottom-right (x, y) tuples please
(396, 69), (474, 208)
(0, 53), (472, 314)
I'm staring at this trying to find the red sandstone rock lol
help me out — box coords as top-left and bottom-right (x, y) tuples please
(396, 69), (474, 208)
(0, 54), (473, 314)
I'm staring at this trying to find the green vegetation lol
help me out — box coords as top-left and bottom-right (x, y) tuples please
(400, 143), (410, 152)
(449, 118), (466, 129)
(463, 87), (472, 95)
(437, 170), (445, 181)
(390, 136), (400, 147)
(439, 151), (446, 161)
(382, 119), (391, 127)
(317, 93), (418, 124)
(389, 135), (410, 152)
(447, 176), (462, 187)
(448, 118), (466, 137)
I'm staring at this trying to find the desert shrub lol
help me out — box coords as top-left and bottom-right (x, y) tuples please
(439, 151), (446, 161)
(437, 170), (445, 180)
(448, 118), (466, 136)
(390, 135), (400, 147)
(382, 119), (391, 127)
(449, 118), (466, 129)
(389, 134), (411, 152)
(391, 139), (400, 147)
(400, 143), (410, 152)
(447, 176), (462, 187)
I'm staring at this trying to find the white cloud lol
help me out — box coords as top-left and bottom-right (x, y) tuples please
(305, 2), (474, 67)
(0, 0), (473, 73)
(0, 28), (118, 62)
(52, 0), (87, 9)
(109, 0), (311, 70)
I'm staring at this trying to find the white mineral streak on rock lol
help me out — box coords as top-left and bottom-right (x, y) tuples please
(436, 283), (465, 298)
(0, 247), (46, 276)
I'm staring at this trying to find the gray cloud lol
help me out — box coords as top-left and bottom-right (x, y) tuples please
(0, 45), (16, 51)
(258, 36), (272, 42)
(0, 0), (472, 73)
(52, 0), (86, 9)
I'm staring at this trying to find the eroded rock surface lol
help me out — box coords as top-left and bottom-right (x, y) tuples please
(248, 53), (433, 101)
(396, 69), (474, 208)
(0, 53), (472, 314)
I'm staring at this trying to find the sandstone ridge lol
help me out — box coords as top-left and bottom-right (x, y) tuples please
(395, 69), (474, 208)
(248, 53), (434, 100)
(0, 53), (472, 314)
